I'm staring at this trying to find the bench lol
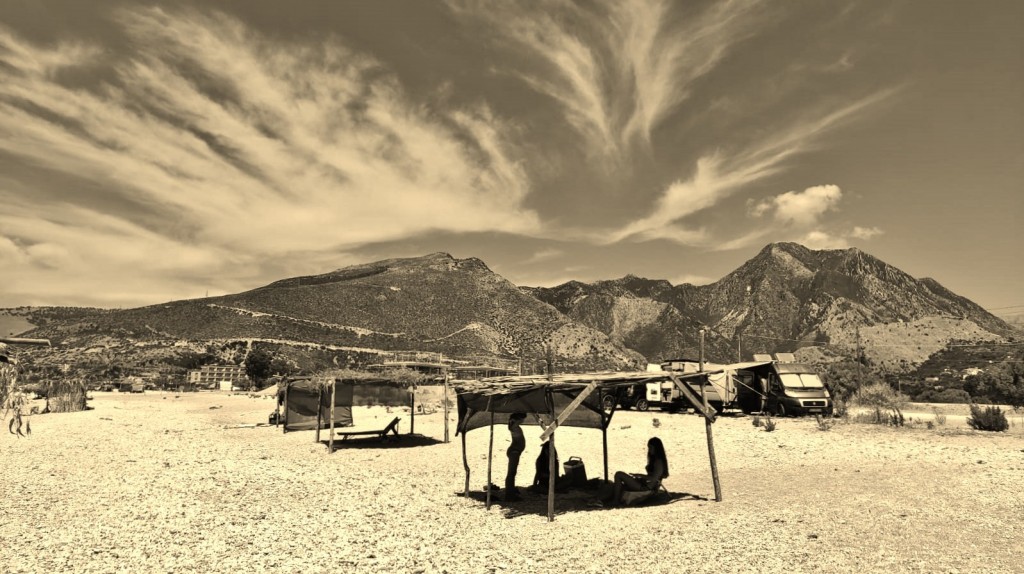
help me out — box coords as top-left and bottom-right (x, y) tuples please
(334, 417), (401, 441)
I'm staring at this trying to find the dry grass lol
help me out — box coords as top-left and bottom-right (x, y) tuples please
(1, 392), (1022, 573)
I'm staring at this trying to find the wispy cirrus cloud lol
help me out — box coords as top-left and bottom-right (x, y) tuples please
(610, 89), (896, 246)
(615, 0), (764, 146)
(522, 248), (564, 264)
(448, 0), (764, 158)
(446, 0), (896, 250)
(0, 8), (537, 306)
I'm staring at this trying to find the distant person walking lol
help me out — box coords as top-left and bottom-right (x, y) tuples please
(505, 413), (527, 501)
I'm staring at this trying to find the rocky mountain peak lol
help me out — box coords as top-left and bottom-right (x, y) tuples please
(530, 243), (1015, 366)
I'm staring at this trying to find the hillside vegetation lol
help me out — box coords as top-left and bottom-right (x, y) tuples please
(3, 244), (1018, 401)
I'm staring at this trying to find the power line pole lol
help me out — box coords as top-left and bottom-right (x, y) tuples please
(855, 326), (864, 385)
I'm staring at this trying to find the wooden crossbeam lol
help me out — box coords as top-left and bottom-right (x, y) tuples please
(0, 337), (50, 346)
(666, 373), (717, 422)
(539, 380), (598, 442)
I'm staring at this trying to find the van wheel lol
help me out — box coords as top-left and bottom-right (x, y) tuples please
(602, 395), (617, 411)
(775, 403), (787, 417)
(635, 398), (649, 412)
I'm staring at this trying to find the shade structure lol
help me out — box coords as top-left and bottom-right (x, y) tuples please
(281, 377), (351, 431)
(454, 370), (720, 521)
(281, 376), (414, 433)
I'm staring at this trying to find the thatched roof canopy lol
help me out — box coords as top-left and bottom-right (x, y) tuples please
(454, 370), (717, 435)
(454, 370), (685, 396)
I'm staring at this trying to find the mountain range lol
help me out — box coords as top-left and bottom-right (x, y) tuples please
(1, 243), (1016, 378)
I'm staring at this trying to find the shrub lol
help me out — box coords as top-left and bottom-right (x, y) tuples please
(763, 416), (777, 432)
(45, 379), (88, 413)
(966, 404), (1009, 432)
(852, 382), (909, 427)
(1, 363), (31, 437)
(815, 414), (833, 431)
(932, 408), (947, 426)
(752, 415), (762, 428)
(887, 408), (905, 427)
(832, 397), (848, 419)
(918, 388), (971, 404)
(851, 412), (876, 424)
(852, 382), (908, 411)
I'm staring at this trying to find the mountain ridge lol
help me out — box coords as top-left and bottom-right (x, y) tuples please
(527, 242), (1015, 369)
(3, 243), (1015, 378)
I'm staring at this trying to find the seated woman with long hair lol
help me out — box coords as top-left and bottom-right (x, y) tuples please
(607, 437), (669, 506)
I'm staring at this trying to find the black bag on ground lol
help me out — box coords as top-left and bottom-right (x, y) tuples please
(563, 456), (587, 487)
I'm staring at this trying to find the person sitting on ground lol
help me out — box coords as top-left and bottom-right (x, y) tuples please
(532, 440), (567, 492)
(533, 440), (557, 487)
(607, 436), (669, 506)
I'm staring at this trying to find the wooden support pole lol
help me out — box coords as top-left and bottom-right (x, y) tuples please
(314, 385), (320, 442)
(706, 418), (722, 502)
(666, 373), (718, 421)
(486, 410), (495, 509)
(410, 385), (416, 435)
(328, 380), (336, 453)
(667, 372), (722, 501)
(698, 328), (722, 500)
(443, 376), (450, 444)
(602, 425), (609, 482)
(283, 387), (289, 434)
(539, 380), (599, 442)
(547, 427), (556, 523)
(462, 428), (470, 497)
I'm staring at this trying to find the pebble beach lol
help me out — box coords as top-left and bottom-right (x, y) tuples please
(2, 391), (1022, 574)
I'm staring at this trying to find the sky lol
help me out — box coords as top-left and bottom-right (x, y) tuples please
(0, 0), (1021, 313)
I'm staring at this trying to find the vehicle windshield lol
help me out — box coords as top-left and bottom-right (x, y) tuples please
(779, 373), (825, 389)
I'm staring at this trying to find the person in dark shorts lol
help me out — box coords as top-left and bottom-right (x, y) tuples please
(505, 413), (527, 501)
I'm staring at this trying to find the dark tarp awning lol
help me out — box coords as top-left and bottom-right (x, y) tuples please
(282, 376), (413, 432)
(454, 371), (700, 435)
(456, 386), (609, 434)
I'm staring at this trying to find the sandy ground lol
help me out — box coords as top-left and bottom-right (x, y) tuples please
(2, 391), (1022, 574)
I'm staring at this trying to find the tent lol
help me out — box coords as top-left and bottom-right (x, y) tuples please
(255, 383), (278, 396)
(279, 375), (418, 450)
(455, 369), (722, 521)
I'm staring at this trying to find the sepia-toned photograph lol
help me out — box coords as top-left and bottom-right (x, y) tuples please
(1, 1), (1021, 573)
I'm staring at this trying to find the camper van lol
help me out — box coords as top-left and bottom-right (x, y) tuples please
(734, 358), (832, 416)
(118, 377), (146, 393)
(602, 360), (739, 413)
(626, 356), (832, 417)
(655, 359), (736, 413)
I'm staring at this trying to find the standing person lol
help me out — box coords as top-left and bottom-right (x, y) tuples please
(608, 437), (670, 506)
(505, 412), (527, 502)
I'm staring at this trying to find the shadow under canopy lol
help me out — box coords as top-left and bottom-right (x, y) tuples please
(455, 370), (721, 522)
